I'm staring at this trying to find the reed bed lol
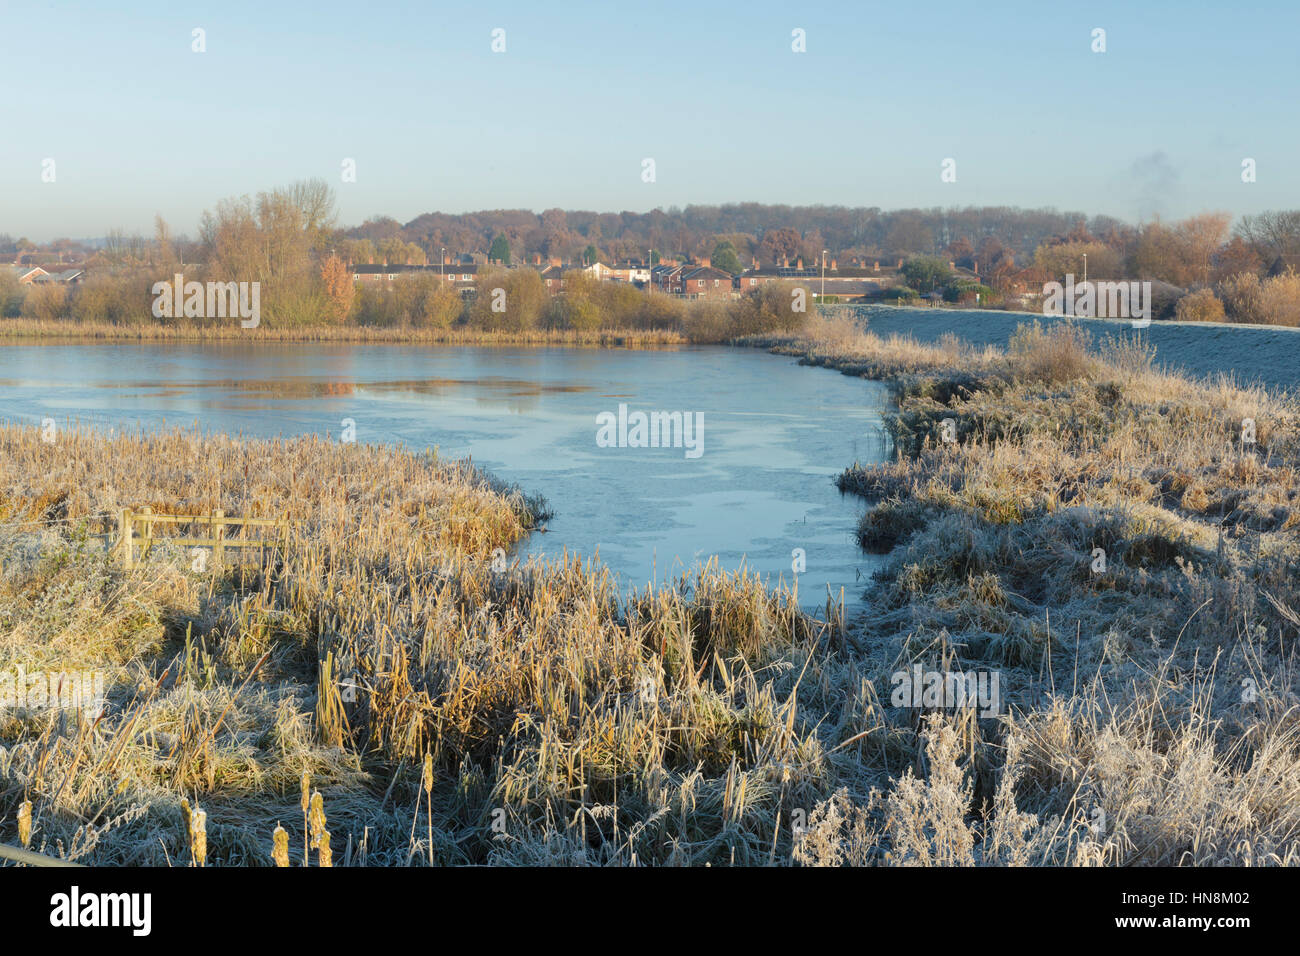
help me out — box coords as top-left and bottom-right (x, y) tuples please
(0, 318), (688, 348)
(0, 426), (855, 865)
(4, 314), (1300, 865)
(753, 314), (1300, 866)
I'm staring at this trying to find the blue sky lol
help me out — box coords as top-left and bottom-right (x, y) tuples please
(3, 0), (1298, 240)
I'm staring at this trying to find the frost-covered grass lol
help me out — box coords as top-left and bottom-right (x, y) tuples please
(4, 318), (1300, 866)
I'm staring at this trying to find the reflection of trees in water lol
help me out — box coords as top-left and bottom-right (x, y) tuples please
(218, 379), (357, 398)
(367, 377), (593, 416)
(473, 394), (539, 415)
(131, 376), (591, 403)
(119, 379), (359, 399)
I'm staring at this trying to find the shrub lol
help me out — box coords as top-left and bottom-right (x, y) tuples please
(69, 273), (152, 324)
(1257, 270), (1300, 327)
(1219, 270), (1300, 327)
(467, 268), (546, 331)
(0, 272), (26, 317)
(899, 256), (952, 294)
(21, 283), (69, 321)
(943, 282), (994, 304)
(681, 300), (732, 342)
(1174, 288), (1225, 323)
(882, 286), (919, 302)
(408, 275), (463, 328)
(636, 291), (685, 331)
(729, 283), (809, 337)
(1008, 320), (1093, 383)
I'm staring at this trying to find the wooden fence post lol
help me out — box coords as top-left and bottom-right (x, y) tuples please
(213, 509), (225, 566)
(119, 508), (133, 569)
(140, 505), (152, 559)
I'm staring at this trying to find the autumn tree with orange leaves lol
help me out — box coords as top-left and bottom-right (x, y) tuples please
(321, 254), (354, 322)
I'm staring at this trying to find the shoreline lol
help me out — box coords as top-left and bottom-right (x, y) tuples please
(0, 319), (690, 347)
(5, 303), (1298, 348)
(3, 315), (1299, 866)
(845, 300), (1300, 334)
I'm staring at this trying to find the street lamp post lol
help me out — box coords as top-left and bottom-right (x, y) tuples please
(1082, 252), (1087, 287)
(441, 247), (445, 284)
(821, 249), (827, 302)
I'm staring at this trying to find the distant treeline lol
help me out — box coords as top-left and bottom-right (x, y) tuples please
(347, 204), (1103, 270)
(9, 182), (1300, 330)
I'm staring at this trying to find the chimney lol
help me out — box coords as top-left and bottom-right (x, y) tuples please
(534, 253), (541, 265)
(443, 254), (451, 265)
(948, 260), (955, 270)
(796, 257), (803, 269)
(699, 256), (710, 268)
(781, 257), (789, 268)
(830, 259), (837, 271)
(550, 257), (562, 268)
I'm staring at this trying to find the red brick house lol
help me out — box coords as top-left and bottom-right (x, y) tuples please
(539, 264), (564, 293)
(679, 266), (734, 299)
(650, 264), (684, 294)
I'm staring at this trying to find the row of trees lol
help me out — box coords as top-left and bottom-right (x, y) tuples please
(342, 205), (1113, 272)
(1022, 213), (1243, 288)
(1, 177), (816, 340)
(1010, 212), (1300, 326)
(15, 199), (1300, 283)
(333, 205), (1300, 280)
(11, 182), (1300, 328)
(348, 268), (810, 340)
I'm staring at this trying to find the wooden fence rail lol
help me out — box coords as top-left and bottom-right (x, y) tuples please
(0, 843), (84, 867)
(116, 507), (298, 569)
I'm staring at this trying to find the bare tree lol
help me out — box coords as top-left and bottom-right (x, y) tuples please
(1236, 210), (1300, 263)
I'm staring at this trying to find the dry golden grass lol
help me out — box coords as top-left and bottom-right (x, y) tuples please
(0, 318), (687, 347)
(3, 317), (1300, 866)
(0, 426), (852, 865)
(757, 317), (1300, 866)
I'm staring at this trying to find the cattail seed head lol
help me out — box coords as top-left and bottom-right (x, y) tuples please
(17, 800), (32, 848)
(191, 808), (208, 867)
(272, 824), (290, 867)
(300, 772), (310, 815)
(308, 791), (326, 849)
(318, 830), (332, 868)
(422, 752), (434, 795)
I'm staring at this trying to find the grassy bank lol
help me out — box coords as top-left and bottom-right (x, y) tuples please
(746, 314), (1300, 864)
(0, 318), (688, 347)
(3, 315), (1300, 866)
